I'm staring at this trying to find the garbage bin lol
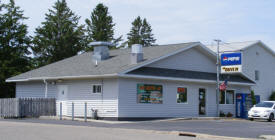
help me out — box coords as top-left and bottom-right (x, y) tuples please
(91, 109), (98, 120)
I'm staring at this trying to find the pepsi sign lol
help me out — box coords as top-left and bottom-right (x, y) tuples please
(221, 53), (242, 66)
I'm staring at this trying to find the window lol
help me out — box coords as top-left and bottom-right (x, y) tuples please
(137, 84), (163, 104)
(177, 87), (187, 103)
(255, 70), (260, 81)
(219, 90), (234, 104)
(219, 91), (225, 104)
(92, 85), (102, 94)
(226, 90), (234, 104)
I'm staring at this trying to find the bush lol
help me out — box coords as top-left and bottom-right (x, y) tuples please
(220, 111), (226, 117)
(269, 91), (275, 101)
(226, 112), (233, 117)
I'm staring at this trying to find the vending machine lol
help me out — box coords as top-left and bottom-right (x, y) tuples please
(236, 93), (261, 118)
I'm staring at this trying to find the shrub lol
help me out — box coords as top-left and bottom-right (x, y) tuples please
(226, 112), (233, 117)
(219, 111), (226, 117)
(269, 91), (275, 101)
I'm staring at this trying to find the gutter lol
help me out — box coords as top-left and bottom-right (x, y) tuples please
(119, 74), (255, 86)
(6, 73), (255, 86)
(6, 74), (118, 82)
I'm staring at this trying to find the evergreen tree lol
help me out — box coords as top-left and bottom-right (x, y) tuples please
(85, 3), (121, 51)
(141, 18), (156, 46)
(0, 0), (31, 98)
(127, 16), (143, 46)
(127, 16), (156, 47)
(32, 0), (85, 66)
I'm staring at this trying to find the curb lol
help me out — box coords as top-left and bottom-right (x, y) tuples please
(39, 116), (135, 124)
(142, 130), (260, 140)
(39, 116), (247, 124)
(259, 135), (275, 140)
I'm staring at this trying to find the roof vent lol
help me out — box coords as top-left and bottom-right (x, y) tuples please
(131, 44), (143, 64)
(89, 41), (114, 61)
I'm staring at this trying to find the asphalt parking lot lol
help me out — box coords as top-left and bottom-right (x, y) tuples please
(1, 118), (275, 139)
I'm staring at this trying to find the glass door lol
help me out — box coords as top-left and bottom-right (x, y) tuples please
(199, 88), (206, 115)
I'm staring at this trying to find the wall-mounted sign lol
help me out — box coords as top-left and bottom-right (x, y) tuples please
(221, 53), (242, 74)
(221, 65), (242, 73)
(221, 53), (242, 66)
(137, 84), (163, 104)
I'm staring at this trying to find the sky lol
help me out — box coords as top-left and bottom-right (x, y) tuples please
(3, 0), (275, 50)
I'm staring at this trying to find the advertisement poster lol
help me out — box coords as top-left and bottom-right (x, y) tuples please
(137, 84), (163, 104)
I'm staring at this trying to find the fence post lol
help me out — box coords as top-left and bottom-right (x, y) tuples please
(84, 102), (87, 122)
(72, 102), (74, 121)
(60, 102), (62, 120)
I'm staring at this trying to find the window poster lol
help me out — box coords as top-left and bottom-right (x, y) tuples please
(137, 84), (163, 104)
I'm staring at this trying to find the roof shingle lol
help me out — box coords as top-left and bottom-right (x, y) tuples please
(7, 42), (198, 81)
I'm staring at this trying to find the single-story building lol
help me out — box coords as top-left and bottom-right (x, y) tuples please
(6, 42), (255, 120)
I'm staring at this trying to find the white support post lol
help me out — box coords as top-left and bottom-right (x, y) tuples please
(84, 102), (87, 122)
(72, 102), (74, 121)
(43, 79), (48, 98)
(60, 102), (62, 120)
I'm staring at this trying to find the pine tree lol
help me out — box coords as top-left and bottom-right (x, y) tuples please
(127, 16), (143, 46)
(127, 16), (156, 47)
(141, 18), (156, 46)
(32, 0), (85, 66)
(0, 0), (31, 97)
(85, 3), (121, 51)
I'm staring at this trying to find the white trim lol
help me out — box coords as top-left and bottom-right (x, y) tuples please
(120, 42), (209, 74)
(6, 74), (117, 82)
(119, 74), (255, 86)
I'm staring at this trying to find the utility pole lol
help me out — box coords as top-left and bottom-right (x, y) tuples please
(214, 39), (221, 117)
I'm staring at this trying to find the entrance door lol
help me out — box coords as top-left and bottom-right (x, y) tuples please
(199, 88), (206, 115)
(57, 85), (68, 116)
(57, 85), (68, 100)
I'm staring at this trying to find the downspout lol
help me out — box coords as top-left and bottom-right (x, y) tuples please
(43, 79), (48, 98)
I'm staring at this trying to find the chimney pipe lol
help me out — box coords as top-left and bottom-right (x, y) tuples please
(131, 44), (143, 64)
(89, 41), (114, 61)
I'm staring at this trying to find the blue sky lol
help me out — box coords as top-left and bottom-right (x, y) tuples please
(4, 0), (275, 50)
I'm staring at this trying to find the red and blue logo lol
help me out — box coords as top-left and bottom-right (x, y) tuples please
(221, 53), (242, 66)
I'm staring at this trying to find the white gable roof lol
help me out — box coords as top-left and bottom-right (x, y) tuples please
(207, 40), (275, 56)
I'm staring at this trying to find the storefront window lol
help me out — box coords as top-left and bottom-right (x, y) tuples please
(177, 87), (187, 103)
(137, 84), (163, 104)
(226, 90), (234, 104)
(220, 90), (234, 104)
(219, 91), (225, 104)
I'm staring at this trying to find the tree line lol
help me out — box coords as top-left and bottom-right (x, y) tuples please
(0, 0), (156, 98)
